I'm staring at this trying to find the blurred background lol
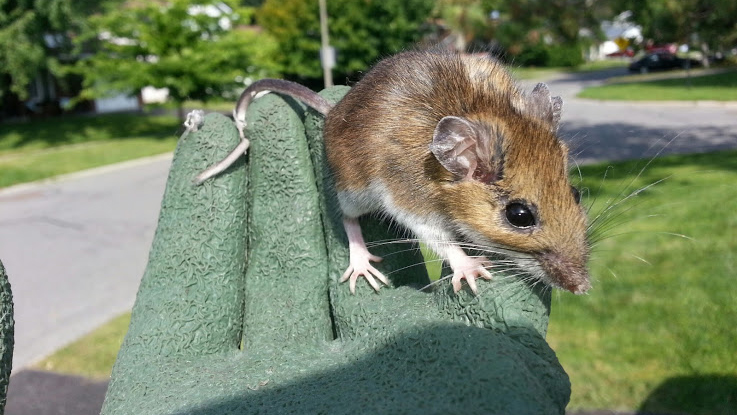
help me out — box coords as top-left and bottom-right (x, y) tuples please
(1, 0), (736, 414)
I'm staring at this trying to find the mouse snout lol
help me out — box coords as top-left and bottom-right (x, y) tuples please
(536, 251), (591, 294)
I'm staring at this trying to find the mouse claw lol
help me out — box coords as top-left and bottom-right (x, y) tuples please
(450, 257), (493, 295)
(340, 259), (389, 294)
(340, 217), (389, 294)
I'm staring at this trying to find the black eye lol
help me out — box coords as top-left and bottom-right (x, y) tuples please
(571, 186), (581, 204)
(505, 202), (536, 228)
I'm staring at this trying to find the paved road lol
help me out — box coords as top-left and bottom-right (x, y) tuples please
(532, 67), (737, 163)
(0, 154), (172, 370)
(1, 68), (736, 376)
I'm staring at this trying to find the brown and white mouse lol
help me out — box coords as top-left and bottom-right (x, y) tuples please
(196, 50), (591, 296)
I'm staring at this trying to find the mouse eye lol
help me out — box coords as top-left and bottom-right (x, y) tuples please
(571, 186), (581, 204)
(505, 202), (536, 228)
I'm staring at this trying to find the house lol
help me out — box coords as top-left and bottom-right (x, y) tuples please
(589, 11), (643, 60)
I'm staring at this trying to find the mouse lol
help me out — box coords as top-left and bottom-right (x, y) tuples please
(195, 50), (591, 296)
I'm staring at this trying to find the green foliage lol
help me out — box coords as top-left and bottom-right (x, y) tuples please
(479, 0), (606, 66)
(240, 0), (264, 7)
(0, 8), (43, 99)
(549, 150), (737, 413)
(516, 43), (550, 67)
(71, 0), (280, 115)
(431, 0), (491, 51)
(614, 0), (737, 51)
(258, 0), (434, 83)
(0, 0), (107, 99)
(515, 43), (584, 68)
(547, 44), (585, 67)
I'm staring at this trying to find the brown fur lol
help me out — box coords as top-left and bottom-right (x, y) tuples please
(324, 50), (590, 293)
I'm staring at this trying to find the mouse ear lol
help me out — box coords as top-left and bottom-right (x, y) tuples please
(430, 116), (503, 184)
(529, 83), (563, 132)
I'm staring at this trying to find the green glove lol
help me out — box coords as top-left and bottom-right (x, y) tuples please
(101, 87), (570, 415)
(0, 261), (13, 414)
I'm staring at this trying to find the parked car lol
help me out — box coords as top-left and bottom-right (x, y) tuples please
(606, 49), (634, 58)
(628, 52), (700, 73)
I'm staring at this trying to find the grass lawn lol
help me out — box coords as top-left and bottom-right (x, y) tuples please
(34, 313), (131, 379)
(0, 112), (181, 188)
(511, 60), (628, 80)
(34, 150), (737, 414)
(549, 150), (737, 414)
(577, 69), (737, 101)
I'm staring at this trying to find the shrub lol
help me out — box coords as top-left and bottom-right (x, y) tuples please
(547, 44), (585, 67)
(516, 42), (584, 68)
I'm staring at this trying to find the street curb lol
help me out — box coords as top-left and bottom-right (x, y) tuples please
(0, 152), (174, 198)
(574, 98), (737, 108)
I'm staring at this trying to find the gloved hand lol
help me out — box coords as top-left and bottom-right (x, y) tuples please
(100, 87), (570, 415)
(0, 261), (13, 414)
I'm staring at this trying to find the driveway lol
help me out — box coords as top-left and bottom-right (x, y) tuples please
(534, 67), (737, 163)
(0, 154), (172, 371)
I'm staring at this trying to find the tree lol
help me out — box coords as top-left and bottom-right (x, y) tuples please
(0, 0), (106, 102)
(72, 0), (280, 119)
(475, 0), (610, 66)
(431, 0), (491, 52)
(258, 0), (435, 85)
(614, 0), (737, 53)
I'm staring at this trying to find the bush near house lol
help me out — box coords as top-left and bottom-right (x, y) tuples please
(516, 42), (586, 67)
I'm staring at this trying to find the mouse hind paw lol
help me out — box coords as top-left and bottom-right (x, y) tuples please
(339, 252), (388, 294)
(340, 217), (389, 294)
(447, 249), (493, 295)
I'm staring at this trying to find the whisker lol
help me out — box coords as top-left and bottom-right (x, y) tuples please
(589, 227), (697, 248)
(657, 232), (696, 242)
(587, 175), (671, 234)
(625, 253), (652, 265)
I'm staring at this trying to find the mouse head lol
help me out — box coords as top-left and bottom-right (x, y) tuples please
(428, 83), (590, 294)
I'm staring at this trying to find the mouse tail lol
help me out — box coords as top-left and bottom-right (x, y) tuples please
(194, 79), (333, 185)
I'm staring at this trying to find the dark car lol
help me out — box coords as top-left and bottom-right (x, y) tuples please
(628, 52), (698, 73)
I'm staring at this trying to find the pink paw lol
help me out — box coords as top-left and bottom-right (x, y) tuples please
(339, 252), (388, 294)
(450, 257), (493, 294)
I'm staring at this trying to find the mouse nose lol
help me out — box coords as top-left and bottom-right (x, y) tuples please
(536, 251), (590, 294)
(568, 277), (591, 295)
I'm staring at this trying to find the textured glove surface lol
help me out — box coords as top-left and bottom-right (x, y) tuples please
(101, 87), (570, 415)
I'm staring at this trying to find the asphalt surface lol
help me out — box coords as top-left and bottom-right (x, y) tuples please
(532, 67), (737, 163)
(2, 67), (736, 414)
(0, 154), (172, 371)
(4, 370), (107, 415)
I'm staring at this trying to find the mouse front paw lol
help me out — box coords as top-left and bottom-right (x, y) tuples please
(339, 250), (388, 294)
(450, 256), (493, 295)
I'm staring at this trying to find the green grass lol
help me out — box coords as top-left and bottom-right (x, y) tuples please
(180, 100), (234, 113)
(511, 60), (628, 80)
(34, 313), (131, 379)
(510, 66), (567, 80)
(0, 112), (181, 188)
(0, 139), (178, 187)
(548, 150), (737, 414)
(578, 70), (737, 101)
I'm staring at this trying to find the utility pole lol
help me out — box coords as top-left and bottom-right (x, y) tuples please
(319, 0), (334, 88)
